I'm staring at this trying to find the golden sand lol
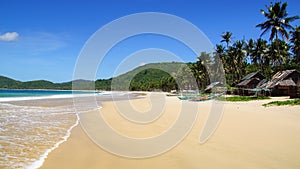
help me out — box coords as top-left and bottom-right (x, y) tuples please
(41, 95), (300, 169)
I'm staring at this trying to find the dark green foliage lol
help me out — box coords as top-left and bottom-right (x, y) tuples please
(216, 1), (300, 85)
(20, 80), (55, 89)
(290, 26), (300, 62)
(129, 68), (175, 91)
(0, 76), (22, 89)
(95, 78), (112, 90)
(110, 62), (183, 91)
(0, 76), (70, 90)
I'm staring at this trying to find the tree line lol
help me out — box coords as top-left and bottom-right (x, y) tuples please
(215, 1), (300, 86)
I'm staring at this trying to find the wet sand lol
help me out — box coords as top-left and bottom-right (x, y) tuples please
(41, 95), (300, 169)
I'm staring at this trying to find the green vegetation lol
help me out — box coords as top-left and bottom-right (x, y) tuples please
(219, 96), (270, 102)
(109, 62), (182, 91)
(263, 99), (300, 106)
(0, 76), (22, 89)
(216, 1), (300, 86)
(129, 69), (176, 91)
(0, 76), (73, 90)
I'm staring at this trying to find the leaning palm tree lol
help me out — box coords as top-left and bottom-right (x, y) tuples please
(256, 1), (299, 42)
(221, 31), (233, 48)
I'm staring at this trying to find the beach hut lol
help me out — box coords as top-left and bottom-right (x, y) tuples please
(260, 69), (300, 98)
(236, 72), (266, 96)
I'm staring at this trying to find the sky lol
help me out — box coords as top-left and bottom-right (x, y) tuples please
(0, 0), (300, 82)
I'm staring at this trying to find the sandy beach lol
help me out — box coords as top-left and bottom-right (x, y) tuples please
(40, 94), (300, 169)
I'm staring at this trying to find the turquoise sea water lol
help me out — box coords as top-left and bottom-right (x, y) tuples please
(0, 89), (98, 98)
(0, 89), (102, 169)
(0, 90), (136, 168)
(0, 89), (98, 168)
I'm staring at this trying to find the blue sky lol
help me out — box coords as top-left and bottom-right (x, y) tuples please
(0, 0), (300, 82)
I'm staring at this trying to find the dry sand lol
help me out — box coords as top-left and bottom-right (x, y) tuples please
(41, 94), (300, 169)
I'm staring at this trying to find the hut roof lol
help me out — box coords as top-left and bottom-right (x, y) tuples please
(237, 72), (266, 87)
(256, 79), (268, 88)
(241, 72), (261, 81)
(237, 78), (260, 87)
(260, 69), (299, 88)
(277, 79), (296, 87)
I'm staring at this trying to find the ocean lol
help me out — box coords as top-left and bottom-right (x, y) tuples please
(0, 89), (102, 169)
(0, 89), (98, 98)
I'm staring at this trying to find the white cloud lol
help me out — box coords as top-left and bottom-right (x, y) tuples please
(0, 32), (19, 42)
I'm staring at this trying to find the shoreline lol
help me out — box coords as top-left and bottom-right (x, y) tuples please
(26, 117), (80, 169)
(40, 95), (300, 169)
(0, 90), (135, 102)
(0, 89), (98, 102)
(0, 93), (144, 169)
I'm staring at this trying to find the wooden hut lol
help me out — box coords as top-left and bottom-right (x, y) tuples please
(236, 72), (266, 96)
(260, 69), (300, 98)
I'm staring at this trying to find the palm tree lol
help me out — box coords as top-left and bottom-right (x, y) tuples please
(221, 31), (233, 48)
(216, 44), (226, 65)
(290, 26), (300, 62)
(268, 39), (290, 67)
(245, 38), (255, 63)
(197, 52), (213, 87)
(256, 2), (299, 71)
(231, 40), (247, 82)
(251, 38), (268, 70)
(189, 61), (207, 89)
(256, 1), (299, 42)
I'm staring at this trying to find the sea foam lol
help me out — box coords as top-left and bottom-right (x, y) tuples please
(25, 116), (79, 169)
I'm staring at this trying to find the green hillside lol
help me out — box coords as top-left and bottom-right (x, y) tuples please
(0, 62), (186, 91)
(21, 80), (56, 89)
(109, 62), (183, 91)
(0, 76), (22, 89)
(0, 76), (72, 90)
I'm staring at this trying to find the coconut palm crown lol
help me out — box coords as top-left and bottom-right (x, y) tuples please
(256, 1), (299, 42)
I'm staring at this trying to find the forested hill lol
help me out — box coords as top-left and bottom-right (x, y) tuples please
(0, 76), (73, 90)
(0, 76), (22, 89)
(105, 62), (184, 91)
(0, 62), (186, 91)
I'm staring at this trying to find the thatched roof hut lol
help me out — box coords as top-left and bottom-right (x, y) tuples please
(277, 79), (297, 87)
(237, 72), (265, 88)
(236, 72), (266, 96)
(260, 69), (300, 98)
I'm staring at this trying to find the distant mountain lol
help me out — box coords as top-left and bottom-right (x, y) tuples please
(0, 76), (70, 90)
(0, 62), (184, 91)
(0, 76), (22, 89)
(21, 80), (56, 89)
